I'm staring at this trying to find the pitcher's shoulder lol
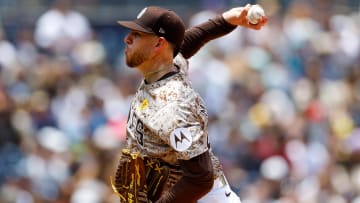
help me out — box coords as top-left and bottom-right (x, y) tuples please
(174, 53), (189, 74)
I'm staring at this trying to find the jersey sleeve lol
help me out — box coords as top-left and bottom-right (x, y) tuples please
(180, 15), (236, 59)
(173, 53), (189, 75)
(147, 96), (208, 160)
(156, 150), (214, 203)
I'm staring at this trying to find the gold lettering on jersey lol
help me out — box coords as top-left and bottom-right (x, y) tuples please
(139, 99), (149, 110)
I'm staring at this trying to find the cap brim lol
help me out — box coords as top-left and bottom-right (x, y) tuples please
(117, 21), (154, 34)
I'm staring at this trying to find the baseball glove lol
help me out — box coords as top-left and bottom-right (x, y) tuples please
(111, 149), (148, 203)
(145, 158), (170, 202)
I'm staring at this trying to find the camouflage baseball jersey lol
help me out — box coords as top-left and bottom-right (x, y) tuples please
(125, 54), (223, 178)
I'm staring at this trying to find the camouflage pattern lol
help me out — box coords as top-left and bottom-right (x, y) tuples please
(125, 54), (224, 181)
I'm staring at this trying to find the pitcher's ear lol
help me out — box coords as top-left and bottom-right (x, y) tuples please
(156, 37), (166, 47)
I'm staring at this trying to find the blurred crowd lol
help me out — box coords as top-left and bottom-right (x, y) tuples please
(0, 0), (360, 202)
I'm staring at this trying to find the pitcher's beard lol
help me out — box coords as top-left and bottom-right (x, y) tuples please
(126, 51), (148, 68)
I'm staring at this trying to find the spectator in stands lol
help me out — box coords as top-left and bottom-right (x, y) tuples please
(34, 0), (92, 55)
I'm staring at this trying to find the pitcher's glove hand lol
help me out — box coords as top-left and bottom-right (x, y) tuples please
(111, 149), (148, 203)
(145, 158), (171, 202)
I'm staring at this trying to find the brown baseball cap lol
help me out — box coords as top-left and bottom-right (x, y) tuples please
(117, 6), (185, 55)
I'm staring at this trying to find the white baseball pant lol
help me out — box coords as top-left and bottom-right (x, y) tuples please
(198, 174), (242, 203)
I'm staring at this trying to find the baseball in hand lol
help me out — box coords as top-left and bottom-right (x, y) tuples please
(247, 5), (265, 25)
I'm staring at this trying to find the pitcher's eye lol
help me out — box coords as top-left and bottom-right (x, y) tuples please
(131, 31), (141, 38)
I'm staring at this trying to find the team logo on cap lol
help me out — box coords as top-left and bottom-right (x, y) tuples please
(137, 7), (147, 19)
(170, 128), (192, 152)
(159, 27), (165, 34)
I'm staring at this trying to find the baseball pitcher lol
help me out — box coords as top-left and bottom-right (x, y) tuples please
(112, 5), (267, 203)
